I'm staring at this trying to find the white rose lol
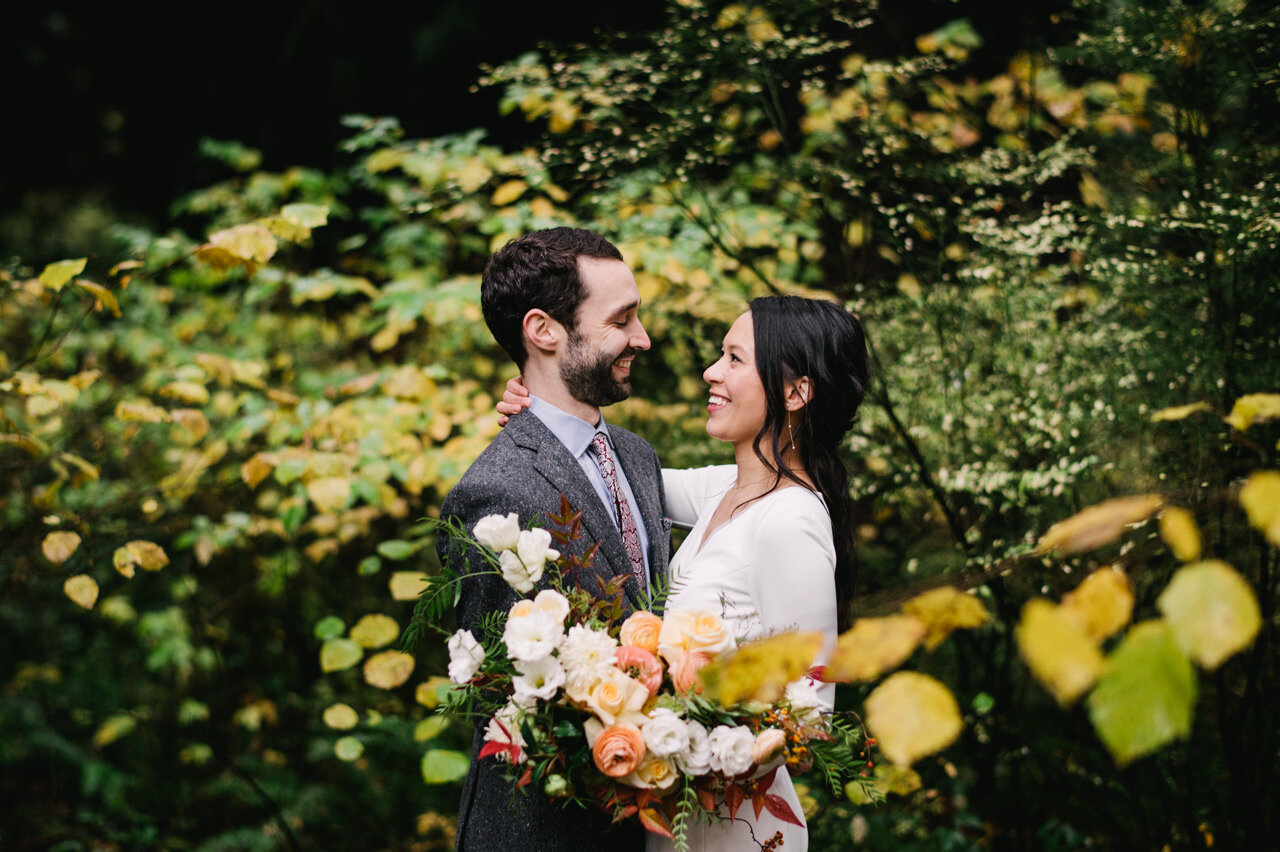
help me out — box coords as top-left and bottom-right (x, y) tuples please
(642, 708), (690, 758)
(512, 655), (566, 705)
(517, 528), (560, 570)
(502, 609), (563, 662)
(708, 725), (756, 776)
(675, 719), (712, 776)
(499, 549), (543, 594)
(446, 629), (485, 684)
(785, 679), (824, 723)
(473, 513), (520, 551)
(532, 589), (570, 624)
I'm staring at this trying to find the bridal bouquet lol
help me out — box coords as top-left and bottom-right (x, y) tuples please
(420, 499), (870, 848)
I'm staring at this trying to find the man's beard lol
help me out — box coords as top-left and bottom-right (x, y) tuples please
(560, 332), (633, 407)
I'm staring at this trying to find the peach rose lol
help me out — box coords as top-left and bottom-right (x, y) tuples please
(657, 609), (734, 666)
(752, 728), (787, 764)
(619, 611), (663, 655)
(566, 667), (649, 726)
(508, 599), (534, 619)
(614, 645), (663, 696)
(591, 722), (646, 778)
(670, 651), (713, 694)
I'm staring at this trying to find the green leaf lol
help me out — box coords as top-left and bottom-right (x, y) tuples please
(1157, 560), (1262, 669)
(282, 203), (330, 228)
(358, 555), (382, 576)
(421, 749), (470, 784)
(414, 716), (449, 741)
(320, 638), (363, 673)
(377, 539), (418, 560)
(39, 258), (87, 292)
(334, 736), (365, 761)
(1087, 621), (1196, 766)
(314, 616), (346, 640)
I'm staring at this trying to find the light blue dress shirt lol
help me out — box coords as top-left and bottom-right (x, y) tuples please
(528, 395), (651, 583)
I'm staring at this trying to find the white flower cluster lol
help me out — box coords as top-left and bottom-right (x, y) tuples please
(473, 513), (560, 594)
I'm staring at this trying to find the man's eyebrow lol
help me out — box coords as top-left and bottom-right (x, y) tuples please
(608, 300), (641, 318)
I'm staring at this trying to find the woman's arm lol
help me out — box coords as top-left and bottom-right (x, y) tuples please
(662, 465), (735, 529)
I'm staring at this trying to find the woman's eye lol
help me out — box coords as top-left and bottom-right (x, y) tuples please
(730, 354), (742, 363)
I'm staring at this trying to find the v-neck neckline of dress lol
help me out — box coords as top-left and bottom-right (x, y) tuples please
(692, 483), (805, 559)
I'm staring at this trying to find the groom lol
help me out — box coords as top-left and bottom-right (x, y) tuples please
(438, 227), (669, 851)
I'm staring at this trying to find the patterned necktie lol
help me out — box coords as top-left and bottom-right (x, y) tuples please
(588, 432), (647, 590)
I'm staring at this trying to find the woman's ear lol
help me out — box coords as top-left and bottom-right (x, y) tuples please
(522, 309), (562, 355)
(784, 376), (813, 411)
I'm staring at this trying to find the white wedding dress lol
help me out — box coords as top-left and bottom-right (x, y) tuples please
(649, 465), (838, 852)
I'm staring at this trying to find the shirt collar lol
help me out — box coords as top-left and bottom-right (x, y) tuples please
(528, 395), (611, 458)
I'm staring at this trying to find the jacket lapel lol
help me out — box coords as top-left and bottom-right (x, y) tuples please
(611, 432), (666, 578)
(507, 413), (638, 607)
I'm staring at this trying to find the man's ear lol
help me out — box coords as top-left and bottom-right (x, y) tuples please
(784, 376), (813, 412)
(522, 309), (562, 355)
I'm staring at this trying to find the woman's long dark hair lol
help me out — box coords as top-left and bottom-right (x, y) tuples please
(748, 296), (870, 631)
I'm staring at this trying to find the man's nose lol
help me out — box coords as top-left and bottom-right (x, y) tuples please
(630, 321), (651, 352)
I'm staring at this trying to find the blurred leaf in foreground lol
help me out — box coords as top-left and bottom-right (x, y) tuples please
(865, 671), (963, 766)
(1036, 494), (1164, 555)
(1157, 560), (1262, 669)
(1016, 599), (1105, 705)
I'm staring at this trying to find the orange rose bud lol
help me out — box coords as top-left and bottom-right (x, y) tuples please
(592, 723), (646, 778)
(614, 645), (663, 696)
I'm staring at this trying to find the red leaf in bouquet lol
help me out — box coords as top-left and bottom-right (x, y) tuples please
(808, 664), (829, 682)
(756, 766), (779, 793)
(763, 794), (805, 827)
(697, 787), (717, 813)
(477, 741), (523, 762)
(725, 783), (745, 820)
(619, 804), (639, 819)
(751, 792), (766, 819)
(516, 767), (533, 788)
(638, 807), (675, 838)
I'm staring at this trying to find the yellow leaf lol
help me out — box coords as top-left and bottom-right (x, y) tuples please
(334, 736), (364, 761)
(1224, 393), (1280, 432)
(350, 613), (400, 649)
(414, 716), (449, 741)
(872, 764), (923, 796)
(307, 477), (352, 514)
(705, 631), (823, 706)
(864, 671), (963, 766)
(1159, 507), (1202, 561)
(159, 381), (210, 405)
(896, 273), (922, 300)
(1239, 471), (1280, 548)
(76, 280), (121, 316)
(1060, 568), (1134, 641)
(415, 676), (452, 709)
(39, 258), (87, 291)
(64, 574), (99, 609)
(193, 244), (257, 274)
(114, 540), (169, 574)
(171, 409), (210, 441)
(323, 703), (359, 730)
(363, 650), (415, 689)
(209, 223), (278, 265)
(42, 531), (82, 564)
(490, 179), (528, 206)
(826, 615), (925, 682)
(112, 547), (136, 578)
(320, 638), (363, 673)
(1157, 560), (1262, 669)
(389, 571), (429, 601)
(241, 452), (277, 489)
(1036, 494), (1164, 555)
(1151, 401), (1211, 422)
(115, 398), (170, 424)
(281, 203), (329, 228)
(93, 714), (136, 747)
(900, 587), (990, 650)
(1015, 599), (1105, 705)
(384, 366), (437, 401)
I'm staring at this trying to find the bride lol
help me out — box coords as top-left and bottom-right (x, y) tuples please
(501, 295), (870, 851)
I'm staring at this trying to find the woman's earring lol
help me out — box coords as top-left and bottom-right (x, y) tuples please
(786, 415), (796, 453)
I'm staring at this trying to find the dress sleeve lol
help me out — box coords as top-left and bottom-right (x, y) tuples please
(749, 491), (839, 711)
(661, 465), (736, 529)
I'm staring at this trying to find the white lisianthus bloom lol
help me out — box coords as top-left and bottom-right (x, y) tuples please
(499, 549), (543, 594)
(785, 679), (824, 723)
(516, 528), (559, 571)
(558, 624), (619, 688)
(502, 609), (563, 663)
(473, 513), (520, 551)
(446, 629), (485, 684)
(641, 708), (690, 758)
(483, 700), (527, 763)
(674, 719), (712, 776)
(532, 589), (570, 624)
(512, 655), (566, 705)
(708, 725), (756, 776)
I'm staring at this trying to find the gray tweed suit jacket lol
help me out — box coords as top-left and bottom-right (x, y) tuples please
(437, 409), (670, 852)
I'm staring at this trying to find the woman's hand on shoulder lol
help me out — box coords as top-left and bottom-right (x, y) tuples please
(495, 376), (532, 427)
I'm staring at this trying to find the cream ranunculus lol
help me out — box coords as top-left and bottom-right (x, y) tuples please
(621, 751), (679, 790)
(565, 666), (649, 726)
(473, 513), (520, 551)
(641, 708), (690, 758)
(532, 589), (570, 624)
(502, 609), (562, 663)
(708, 725), (756, 776)
(674, 718), (712, 776)
(657, 609), (735, 666)
(446, 629), (485, 684)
